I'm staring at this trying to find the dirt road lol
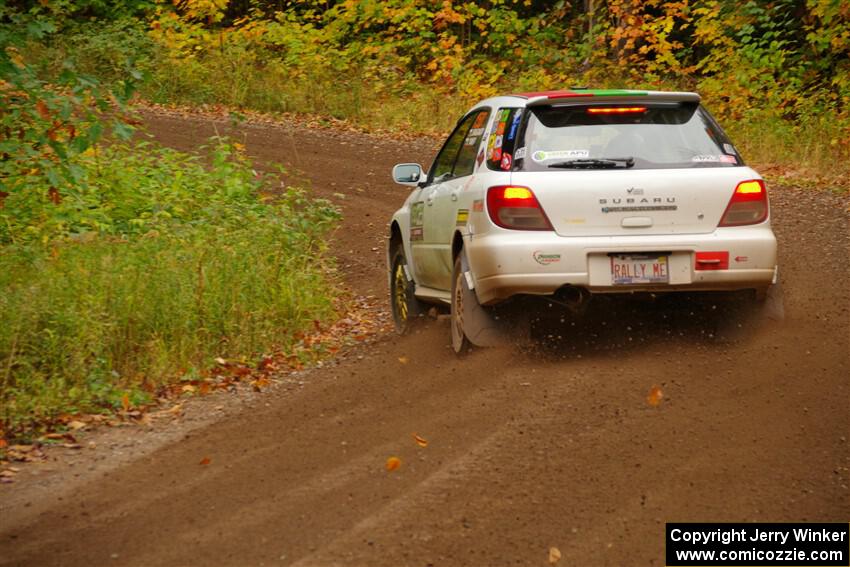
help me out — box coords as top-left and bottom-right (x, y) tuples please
(1, 111), (848, 567)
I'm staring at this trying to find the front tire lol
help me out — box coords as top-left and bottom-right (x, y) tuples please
(389, 245), (423, 334)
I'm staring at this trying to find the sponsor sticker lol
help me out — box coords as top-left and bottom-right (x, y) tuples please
(514, 146), (527, 160)
(409, 226), (423, 241)
(455, 209), (469, 226)
(494, 135), (503, 149)
(472, 199), (484, 212)
(476, 149), (485, 167)
(493, 147), (502, 161)
(496, 121), (506, 135)
(410, 201), (424, 227)
(533, 251), (561, 265)
(468, 127), (485, 137)
(531, 149), (589, 162)
(691, 154), (720, 162)
(500, 152), (512, 171)
(472, 112), (488, 128)
(723, 142), (737, 155)
(507, 112), (521, 141)
(719, 154), (737, 164)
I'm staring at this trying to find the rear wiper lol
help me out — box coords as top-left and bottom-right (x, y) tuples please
(548, 157), (635, 169)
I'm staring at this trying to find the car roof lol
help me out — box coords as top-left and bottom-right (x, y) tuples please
(468, 89), (700, 114)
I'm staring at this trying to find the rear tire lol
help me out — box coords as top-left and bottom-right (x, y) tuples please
(451, 255), (472, 354)
(389, 245), (423, 334)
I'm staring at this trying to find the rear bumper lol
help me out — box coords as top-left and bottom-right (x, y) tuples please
(466, 226), (777, 305)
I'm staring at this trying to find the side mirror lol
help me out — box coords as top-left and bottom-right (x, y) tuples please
(392, 163), (425, 187)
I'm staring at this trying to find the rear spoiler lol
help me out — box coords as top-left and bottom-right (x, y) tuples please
(524, 91), (701, 107)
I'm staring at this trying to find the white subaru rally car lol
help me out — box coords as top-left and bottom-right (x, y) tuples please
(387, 89), (780, 352)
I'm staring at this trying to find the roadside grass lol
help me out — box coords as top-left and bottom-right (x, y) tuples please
(0, 139), (341, 438)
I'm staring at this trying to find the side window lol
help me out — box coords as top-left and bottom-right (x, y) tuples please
(453, 110), (490, 177)
(430, 109), (489, 183)
(486, 108), (523, 171)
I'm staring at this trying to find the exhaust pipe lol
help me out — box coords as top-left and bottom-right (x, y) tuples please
(552, 285), (591, 313)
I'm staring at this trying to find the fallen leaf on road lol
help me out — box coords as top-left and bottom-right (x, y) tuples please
(199, 457), (211, 466)
(0, 439), (7, 449)
(42, 432), (77, 443)
(413, 434), (428, 448)
(548, 546), (562, 564)
(257, 356), (275, 372)
(5, 445), (45, 463)
(68, 420), (87, 431)
(398, 356), (409, 364)
(385, 456), (401, 471)
(181, 384), (196, 393)
(647, 385), (664, 407)
(121, 393), (131, 412)
(0, 470), (16, 478)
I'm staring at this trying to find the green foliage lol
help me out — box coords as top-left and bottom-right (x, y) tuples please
(0, 10), (143, 238)
(0, 139), (340, 435)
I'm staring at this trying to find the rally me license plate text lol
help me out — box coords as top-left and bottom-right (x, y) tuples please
(610, 253), (669, 285)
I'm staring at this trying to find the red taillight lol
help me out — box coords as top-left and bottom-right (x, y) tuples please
(719, 180), (769, 227)
(486, 185), (553, 231)
(586, 106), (647, 114)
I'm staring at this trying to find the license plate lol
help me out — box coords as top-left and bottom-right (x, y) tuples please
(610, 253), (669, 285)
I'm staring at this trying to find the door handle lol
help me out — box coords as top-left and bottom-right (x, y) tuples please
(450, 192), (458, 202)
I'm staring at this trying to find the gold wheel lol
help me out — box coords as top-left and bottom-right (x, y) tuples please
(393, 261), (408, 325)
(390, 247), (420, 334)
(451, 255), (470, 354)
(453, 270), (464, 340)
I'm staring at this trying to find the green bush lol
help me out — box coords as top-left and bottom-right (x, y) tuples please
(0, 140), (340, 435)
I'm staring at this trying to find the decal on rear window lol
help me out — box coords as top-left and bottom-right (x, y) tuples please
(500, 152), (512, 171)
(531, 149), (589, 162)
(507, 113), (521, 142)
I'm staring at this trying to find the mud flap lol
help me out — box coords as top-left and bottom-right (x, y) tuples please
(761, 279), (785, 322)
(458, 252), (511, 348)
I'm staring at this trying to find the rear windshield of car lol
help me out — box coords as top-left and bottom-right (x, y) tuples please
(515, 102), (742, 171)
